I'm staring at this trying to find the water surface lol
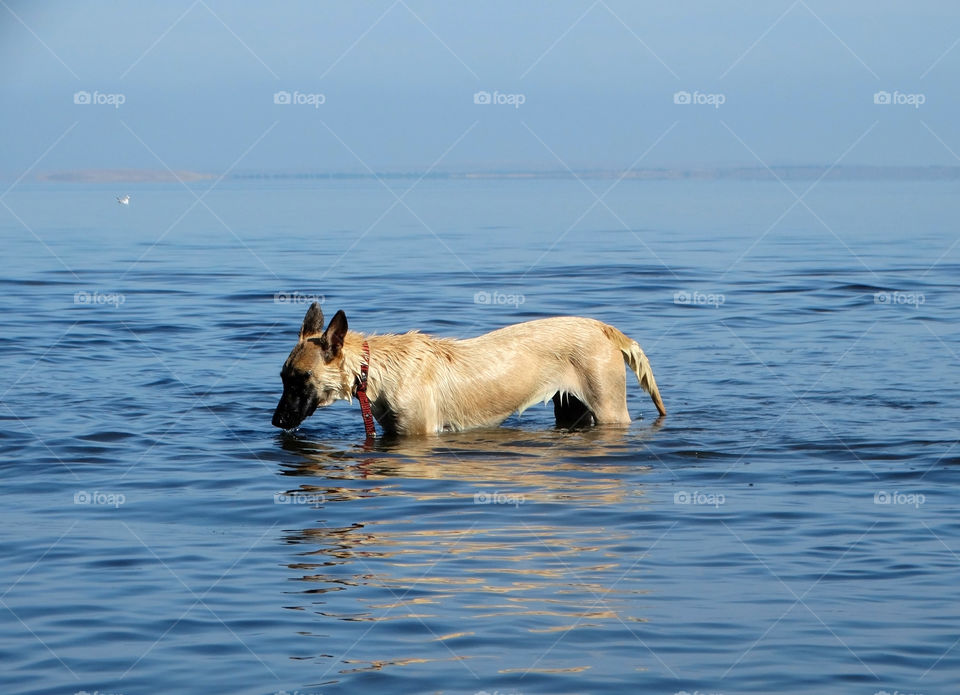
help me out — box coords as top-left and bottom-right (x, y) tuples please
(1, 179), (959, 694)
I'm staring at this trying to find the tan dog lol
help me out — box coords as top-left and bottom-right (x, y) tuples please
(272, 303), (666, 436)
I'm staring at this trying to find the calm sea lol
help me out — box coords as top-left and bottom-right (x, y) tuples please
(1, 178), (958, 694)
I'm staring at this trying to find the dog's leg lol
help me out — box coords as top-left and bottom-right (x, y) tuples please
(392, 391), (440, 435)
(579, 348), (632, 425)
(589, 400), (631, 425)
(552, 392), (595, 429)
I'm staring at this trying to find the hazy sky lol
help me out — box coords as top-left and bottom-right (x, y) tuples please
(2, 0), (959, 175)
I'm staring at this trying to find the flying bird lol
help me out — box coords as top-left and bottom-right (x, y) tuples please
(117, 195), (130, 205)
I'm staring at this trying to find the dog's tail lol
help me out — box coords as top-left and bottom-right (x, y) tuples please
(605, 325), (667, 416)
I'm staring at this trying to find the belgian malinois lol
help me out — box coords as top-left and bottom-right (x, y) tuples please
(272, 303), (666, 436)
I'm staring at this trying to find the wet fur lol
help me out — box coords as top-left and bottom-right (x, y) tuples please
(272, 304), (666, 436)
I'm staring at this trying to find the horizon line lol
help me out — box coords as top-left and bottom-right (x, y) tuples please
(17, 164), (960, 184)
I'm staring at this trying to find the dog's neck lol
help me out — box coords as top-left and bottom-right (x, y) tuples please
(342, 332), (384, 402)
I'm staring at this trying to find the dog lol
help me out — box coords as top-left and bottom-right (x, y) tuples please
(272, 303), (666, 436)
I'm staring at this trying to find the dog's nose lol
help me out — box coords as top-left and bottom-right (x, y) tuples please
(272, 410), (287, 429)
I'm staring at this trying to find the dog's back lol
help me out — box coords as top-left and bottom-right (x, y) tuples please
(370, 317), (665, 433)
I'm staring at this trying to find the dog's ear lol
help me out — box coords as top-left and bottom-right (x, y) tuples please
(313, 309), (348, 361)
(299, 302), (325, 340)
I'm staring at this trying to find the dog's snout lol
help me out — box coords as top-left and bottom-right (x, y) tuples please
(272, 388), (316, 430)
(272, 392), (296, 429)
(273, 408), (300, 430)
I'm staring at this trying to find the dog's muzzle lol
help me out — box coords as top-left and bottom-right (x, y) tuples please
(272, 391), (319, 430)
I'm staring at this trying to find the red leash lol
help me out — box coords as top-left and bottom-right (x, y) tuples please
(356, 341), (376, 439)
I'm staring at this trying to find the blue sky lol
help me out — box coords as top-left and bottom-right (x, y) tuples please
(2, 0), (959, 174)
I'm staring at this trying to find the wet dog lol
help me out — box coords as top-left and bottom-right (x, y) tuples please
(272, 303), (666, 436)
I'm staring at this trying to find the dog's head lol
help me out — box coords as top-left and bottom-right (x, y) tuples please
(272, 303), (350, 430)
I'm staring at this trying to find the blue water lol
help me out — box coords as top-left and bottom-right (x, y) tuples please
(1, 178), (959, 695)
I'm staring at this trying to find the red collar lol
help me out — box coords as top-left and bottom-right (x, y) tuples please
(356, 341), (376, 440)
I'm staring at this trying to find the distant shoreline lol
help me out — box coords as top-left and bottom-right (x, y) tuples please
(35, 169), (216, 183)
(29, 165), (960, 184)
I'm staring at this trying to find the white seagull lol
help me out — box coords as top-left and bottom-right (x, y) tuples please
(117, 194), (130, 205)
